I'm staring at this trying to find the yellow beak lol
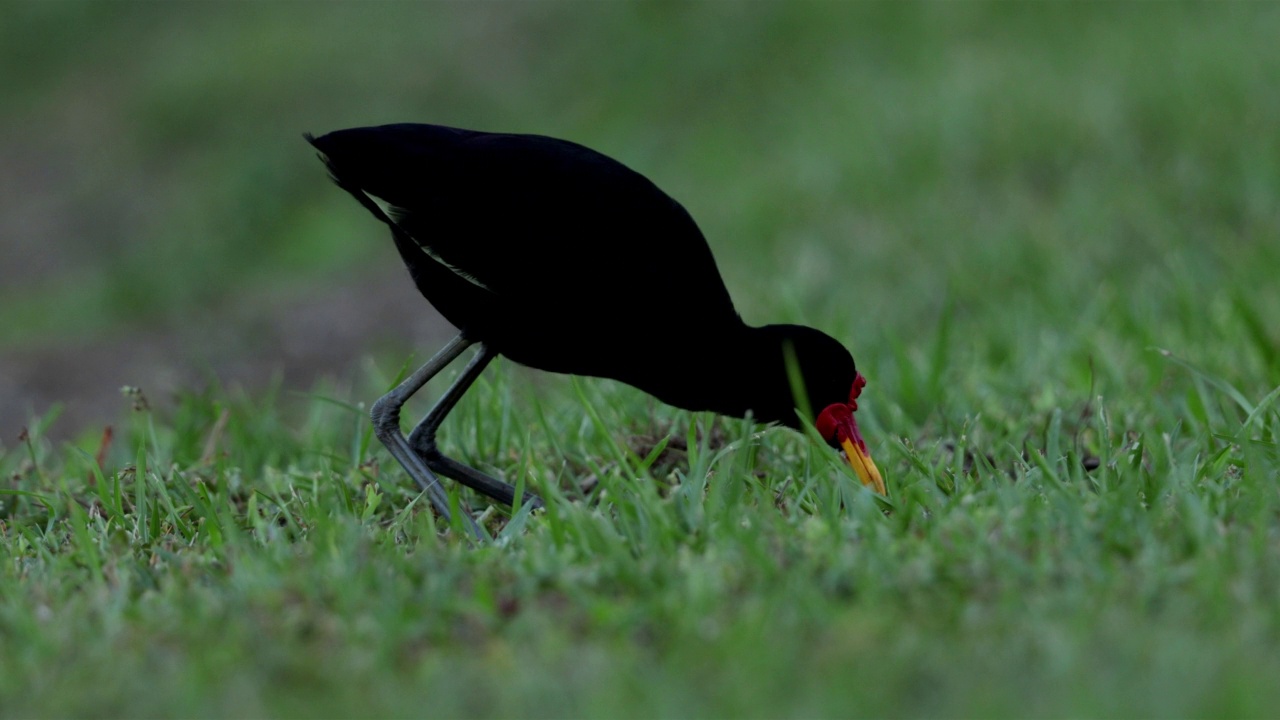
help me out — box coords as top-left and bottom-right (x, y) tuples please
(840, 437), (886, 495)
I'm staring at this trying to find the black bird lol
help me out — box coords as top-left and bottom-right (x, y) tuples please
(306, 123), (883, 532)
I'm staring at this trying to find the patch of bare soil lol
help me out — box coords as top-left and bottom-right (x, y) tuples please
(0, 265), (457, 443)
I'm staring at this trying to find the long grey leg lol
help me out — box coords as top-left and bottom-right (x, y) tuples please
(408, 343), (543, 509)
(370, 333), (481, 537)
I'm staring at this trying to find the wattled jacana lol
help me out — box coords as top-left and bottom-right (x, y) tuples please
(306, 123), (884, 533)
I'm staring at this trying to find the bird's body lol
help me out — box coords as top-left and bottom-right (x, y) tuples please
(307, 123), (883, 532)
(320, 126), (732, 337)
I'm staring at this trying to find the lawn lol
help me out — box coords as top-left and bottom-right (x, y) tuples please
(2, 3), (1279, 717)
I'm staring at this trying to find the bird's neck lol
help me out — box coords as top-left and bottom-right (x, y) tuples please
(639, 325), (797, 426)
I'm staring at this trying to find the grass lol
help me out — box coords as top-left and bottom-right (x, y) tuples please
(4, 3), (1280, 717)
(4, 338), (1278, 717)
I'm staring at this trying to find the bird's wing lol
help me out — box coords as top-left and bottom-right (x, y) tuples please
(359, 129), (741, 324)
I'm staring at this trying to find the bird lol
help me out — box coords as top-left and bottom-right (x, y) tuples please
(305, 123), (884, 535)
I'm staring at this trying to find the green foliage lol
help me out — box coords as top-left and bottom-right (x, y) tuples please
(3, 3), (1280, 717)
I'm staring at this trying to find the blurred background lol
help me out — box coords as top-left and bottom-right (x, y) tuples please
(2, 2), (1278, 442)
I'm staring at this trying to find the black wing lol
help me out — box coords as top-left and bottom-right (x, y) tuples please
(308, 124), (741, 326)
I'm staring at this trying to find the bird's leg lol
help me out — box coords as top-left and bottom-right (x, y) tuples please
(408, 343), (544, 510)
(370, 333), (481, 538)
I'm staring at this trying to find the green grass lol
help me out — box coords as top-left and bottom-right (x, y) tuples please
(4, 3), (1280, 717)
(4, 340), (1279, 717)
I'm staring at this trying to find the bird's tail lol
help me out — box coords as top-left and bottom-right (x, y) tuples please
(303, 131), (396, 227)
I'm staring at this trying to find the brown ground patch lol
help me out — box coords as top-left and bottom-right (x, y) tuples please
(0, 265), (456, 443)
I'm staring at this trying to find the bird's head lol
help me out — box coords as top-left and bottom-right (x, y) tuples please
(755, 325), (886, 495)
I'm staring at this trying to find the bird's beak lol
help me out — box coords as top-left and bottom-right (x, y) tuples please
(816, 394), (886, 496)
(840, 433), (885, 495)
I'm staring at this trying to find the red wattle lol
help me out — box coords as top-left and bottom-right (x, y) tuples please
(850, 373), (867, 405)
(817, 375), (871, 453)
(815, 403), (845, 442)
